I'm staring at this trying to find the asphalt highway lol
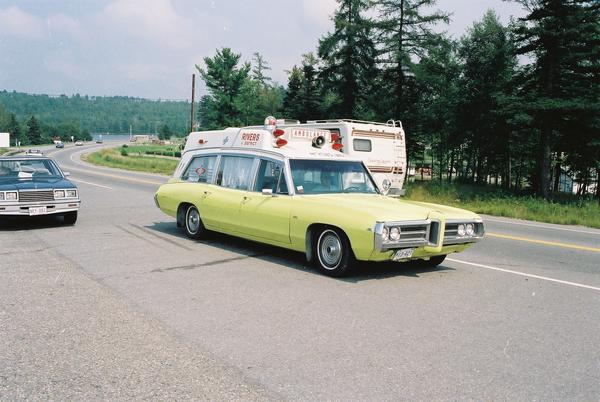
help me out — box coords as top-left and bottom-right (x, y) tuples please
(1, 142), (599, 400)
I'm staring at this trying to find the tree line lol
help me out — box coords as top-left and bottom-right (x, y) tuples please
(0, 91), (189, 145)
(197, 0), (599, 200)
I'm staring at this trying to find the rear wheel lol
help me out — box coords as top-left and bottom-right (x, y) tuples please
(183, 205), (206, 239)
(314, 228), (355, 277)
(63, 211), (77, 225)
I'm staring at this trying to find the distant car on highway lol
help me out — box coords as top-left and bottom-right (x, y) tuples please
(96, 139), (103, 144)
(75, 140), (84, 146)
(0, 156), (80, 224)
(55, 142), (65, 148)
(25, 149), (44, 156)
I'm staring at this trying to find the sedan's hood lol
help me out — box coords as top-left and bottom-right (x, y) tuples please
(297, 193), (478, 222)
(0, 177), (75, 191)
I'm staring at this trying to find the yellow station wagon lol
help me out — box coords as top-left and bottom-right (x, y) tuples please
(155, 118), (484, 276)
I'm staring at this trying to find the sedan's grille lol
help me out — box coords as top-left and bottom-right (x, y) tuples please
(18, 190), (55, 202)
(399, 224), (429, 242)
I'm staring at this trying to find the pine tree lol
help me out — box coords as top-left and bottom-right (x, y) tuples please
(196, 48), (251, 128)
(26, 116), (42, 145)
(512, 0), (600, 197)
(372, 0), (450, 118)
(282, 66), (303, 120)
(7, 113), (23, 146)
(318, 0), (377, 118)
(251, 52), (272, 87)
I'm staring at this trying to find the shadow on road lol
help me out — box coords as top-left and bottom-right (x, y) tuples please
(146, 221), (454, 282)
(0, 215), (71, 231)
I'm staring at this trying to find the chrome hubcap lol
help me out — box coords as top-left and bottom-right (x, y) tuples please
(187, 208), (200, 233)
(319, 231), (342, 269)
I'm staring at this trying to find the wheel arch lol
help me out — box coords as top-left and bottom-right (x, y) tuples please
(305, 223), (355, 262)
(176, 202), (194, 228)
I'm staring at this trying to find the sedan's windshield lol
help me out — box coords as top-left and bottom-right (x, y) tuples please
(0, 159), (62, 180)
(290, 159), (378, 195)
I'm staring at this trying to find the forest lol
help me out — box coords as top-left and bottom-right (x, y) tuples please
(0, 0), (597, 201)
(0, 91), (189, 144)
(197, 0), (599, 200)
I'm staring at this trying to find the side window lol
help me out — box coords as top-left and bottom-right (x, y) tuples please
(216, 156), (254, 190)
(254, 159), (288, 194)
(182, 155), (218, 183)
(353, 138), (372, 152)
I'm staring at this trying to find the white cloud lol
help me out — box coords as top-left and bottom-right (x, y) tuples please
(0, 6), (45, 39)
(301, 0), (336, 30)
(100, 0), (196, 50)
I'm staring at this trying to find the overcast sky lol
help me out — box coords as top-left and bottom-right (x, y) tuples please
(0, 0), (526, 100)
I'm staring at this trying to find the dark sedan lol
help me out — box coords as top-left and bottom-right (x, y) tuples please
(0, 156), (80, 224)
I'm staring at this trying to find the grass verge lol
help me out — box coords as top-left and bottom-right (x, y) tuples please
(0, 148), (8, 155)
(84, 148), (178, 175)
(405, 181), (600, 228)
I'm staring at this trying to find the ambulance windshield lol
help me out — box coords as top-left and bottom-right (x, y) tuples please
(290, 159), (378, 195)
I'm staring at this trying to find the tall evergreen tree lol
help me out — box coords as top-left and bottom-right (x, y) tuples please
(7, 113), (23, 146)
(26, 116), (42, 145)
(298, 53), (322, 122)
(512, 0), (600, 197)
(318, 0), (377, 117)
(457, 11), (517, 185)
(196, 48), (251, 129)
(251, 52), (272, 87)
(282, 66), (304, 120)
(372, 0), (450, 118)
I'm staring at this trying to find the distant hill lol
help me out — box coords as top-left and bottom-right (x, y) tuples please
(0, 90), (191, 135)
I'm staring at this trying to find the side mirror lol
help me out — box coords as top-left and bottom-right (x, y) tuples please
(63, 172), (71, 177)
(262, 188), (274, 196)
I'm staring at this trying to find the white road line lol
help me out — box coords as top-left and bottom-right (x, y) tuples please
(483, 216), (600, 236)
(69, 178), (113, 190)
(447, 258), (600, 292)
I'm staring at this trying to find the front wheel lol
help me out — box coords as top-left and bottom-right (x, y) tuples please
(314, 228), (356, 277)
(418, 255), (446, 267)
(63, 211), (77, 225)
(183, 205), (206, 239)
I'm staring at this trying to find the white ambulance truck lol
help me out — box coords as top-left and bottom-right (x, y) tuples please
(183, 118), (407, 194)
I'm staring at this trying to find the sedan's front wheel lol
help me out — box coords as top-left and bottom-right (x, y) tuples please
(63, 211), (77, 225)
(184, 205), (206, 239)
(314, 228), (355, 277)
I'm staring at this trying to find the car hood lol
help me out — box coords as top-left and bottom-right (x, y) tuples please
(296, 193), (480, 222)
(0, 177), (76, 191)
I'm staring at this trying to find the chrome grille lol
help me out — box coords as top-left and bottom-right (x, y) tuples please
(399, 224), (429, 242)
(443, 221), (485, 245)
(18, 190), (55, 202)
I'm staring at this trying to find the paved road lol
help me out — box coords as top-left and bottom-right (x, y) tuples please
(2, 143), (599, 400)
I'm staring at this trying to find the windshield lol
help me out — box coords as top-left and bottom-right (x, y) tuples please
(0, 159), (63, 180)
(290, 159), (378, 195)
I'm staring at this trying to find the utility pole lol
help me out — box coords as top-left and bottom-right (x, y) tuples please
(190, 74), (196, 133)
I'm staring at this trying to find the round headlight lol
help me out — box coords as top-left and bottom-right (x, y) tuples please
(466, 223), (475, 236)
(389, 227), (401, 241)
(381, 227), (389, 241)
(457, 224), (466, 237)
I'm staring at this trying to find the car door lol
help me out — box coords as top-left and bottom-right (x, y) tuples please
(201, 155), (256, 232)
(238, 158), (292, 244)
(178, 154), (220, 229)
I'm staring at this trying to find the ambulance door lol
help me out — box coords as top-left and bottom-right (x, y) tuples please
(201, 155), (256, 231)
(238, 158), (292, 244)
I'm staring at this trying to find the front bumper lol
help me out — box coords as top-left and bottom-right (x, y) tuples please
(0, 200), (81, 216)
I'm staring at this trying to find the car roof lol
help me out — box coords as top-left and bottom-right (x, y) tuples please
(0, 155), (53, 161)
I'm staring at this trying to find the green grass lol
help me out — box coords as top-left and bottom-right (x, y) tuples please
(123, 144), (181, 157)
(85, 148), (178, 175)
(0, 148), (8, 155)
(405, 181), (600, 228)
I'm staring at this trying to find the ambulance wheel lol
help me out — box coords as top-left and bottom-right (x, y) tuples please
(314, 228), (355, 277)
(183, 205), (206, 240)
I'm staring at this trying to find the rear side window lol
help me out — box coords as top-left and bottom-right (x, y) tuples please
(353, 139), (372, 152)
(182, 155), (218, 183)
(216, 156), (254, 190)
(254, 159), (288, 194)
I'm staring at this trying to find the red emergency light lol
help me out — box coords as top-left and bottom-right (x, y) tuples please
(332, 143), (343, 152)
(273, 129), (285, 137)
(275, 138), (288, 148)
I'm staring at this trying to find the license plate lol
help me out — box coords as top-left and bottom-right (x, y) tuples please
(393, 248), (414, 261)
(28, 206), (47, 216)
